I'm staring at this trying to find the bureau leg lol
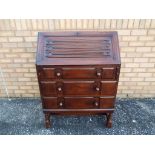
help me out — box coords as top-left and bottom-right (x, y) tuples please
(45, 113), (51, 128)
(106, 113), (112, 128)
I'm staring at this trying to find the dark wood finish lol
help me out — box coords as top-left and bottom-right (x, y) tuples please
(39, 68), (55, 79)
(43, 97), (99, 109)
(106, 113), (112, 128)
(36, 31), (121, 128)
(102, 68), (116, 80)
(63, 68), (98, 79)
(101, 81), (117, 96)
(42, 97), (58, 109)
(45, 113), (51, 128)
(40, 81), (57, 96)
(100, 97), (115, 109)
(38, 67), (117, 80)
(63, 81), (99, 96)
(64, 97), (99, 109)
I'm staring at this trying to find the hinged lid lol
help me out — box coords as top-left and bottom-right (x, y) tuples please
(36, 31), (120, 65)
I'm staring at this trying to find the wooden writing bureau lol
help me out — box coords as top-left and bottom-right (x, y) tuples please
(36, 31), (121, 128)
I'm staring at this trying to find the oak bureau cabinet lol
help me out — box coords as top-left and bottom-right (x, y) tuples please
(36, 31), (121, 128)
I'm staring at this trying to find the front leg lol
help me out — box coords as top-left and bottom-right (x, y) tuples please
(106, 113), (112, 128)
(45, 113), (51, 128)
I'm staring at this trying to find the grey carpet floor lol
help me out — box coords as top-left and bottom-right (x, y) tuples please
(0, 98), (155, 135)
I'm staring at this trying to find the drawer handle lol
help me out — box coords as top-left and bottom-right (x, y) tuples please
(57, 87), (62, 91)
(96, 87), (100, 91)
(97, 72), (101, 77)
(94, 102), (99, 107)
(56, 72), (61, 77)
(59, 102), (63, 107)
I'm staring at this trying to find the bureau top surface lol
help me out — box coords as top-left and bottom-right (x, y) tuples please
(36, 31), (121, 65)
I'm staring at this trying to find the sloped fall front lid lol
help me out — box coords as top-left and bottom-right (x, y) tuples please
(36, 31), (120, 65)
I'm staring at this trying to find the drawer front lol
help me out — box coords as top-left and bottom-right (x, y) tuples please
(40, 81), (118, 96)
(42, 97), (99, 109)
(40, 81), (99, 96)
(40, 81), (57, 96)
(38, 67), (116, 80)
(102, 68), (116, 80)
(63, 81), (99, 96)
(62, 68), (99, 79)
(100, 97), (115, 109)
(101, 81), (117, 96)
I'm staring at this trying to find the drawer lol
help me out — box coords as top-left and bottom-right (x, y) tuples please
(40, 81), (99, 96)
(63, 81), (99, 96)
(38, 67), (116, 80)
(38, 67), (98, 79)
(40, 81), (118, 96)
(42, 97), (99, 109)
(101, 81), (117, 96)
(100, 97), (115, 109)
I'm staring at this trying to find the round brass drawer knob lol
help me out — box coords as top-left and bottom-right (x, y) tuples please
(59, 102), (63, 107)
(97, 72), (101, 76)
(94, 102), (99, 106)
(96, 87), (100, 91)
(56, 72), (61, 76)
(58, 87), (62, 91)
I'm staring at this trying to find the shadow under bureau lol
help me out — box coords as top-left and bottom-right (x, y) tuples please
(36, 31), (121, 128)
